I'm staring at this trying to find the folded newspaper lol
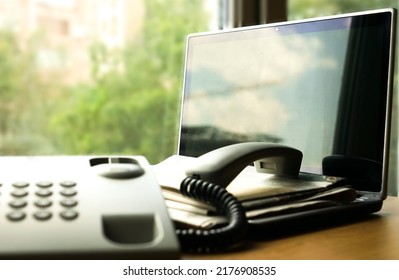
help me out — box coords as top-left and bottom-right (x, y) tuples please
(153, 155), (356, 229)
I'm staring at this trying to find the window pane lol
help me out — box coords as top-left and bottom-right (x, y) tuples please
(0, 0), (215, 163)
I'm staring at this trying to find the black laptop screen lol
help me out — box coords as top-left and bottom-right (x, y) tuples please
(178, 10), (395, 191)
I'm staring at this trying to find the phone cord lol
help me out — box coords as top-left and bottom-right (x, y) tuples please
(176, 176), (248, 253)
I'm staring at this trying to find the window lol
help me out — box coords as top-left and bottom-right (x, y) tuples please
(0, 0), (217, 163)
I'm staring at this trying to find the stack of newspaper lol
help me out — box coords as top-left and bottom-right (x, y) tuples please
(153, 155), (357, 229)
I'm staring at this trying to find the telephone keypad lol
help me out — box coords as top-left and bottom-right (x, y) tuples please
(2, 180), (79, 222)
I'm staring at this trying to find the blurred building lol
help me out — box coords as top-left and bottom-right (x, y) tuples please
(0, 0), (144, 84)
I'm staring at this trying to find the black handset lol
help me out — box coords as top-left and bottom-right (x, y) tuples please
(185, 142), (303, 188)
(176, 142), (303, 252)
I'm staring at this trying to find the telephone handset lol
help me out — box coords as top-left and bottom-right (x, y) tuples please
(176, 142), (303, 252)
(185, 142), (303, 188)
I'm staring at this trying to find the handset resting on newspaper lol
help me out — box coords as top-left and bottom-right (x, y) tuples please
(174, 142), (303, 252)
(185, 142), (303, 188)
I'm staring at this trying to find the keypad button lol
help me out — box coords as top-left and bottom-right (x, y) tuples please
(33, 211), (52, 221)
(60, 210), (79, 220)
(60, 199), (78, 207)
(11, 189), (29, 198)
(36, 189), (53, 197)
(60, 181), (76, 188)
(60, 189), (77, 197)
(9, 200), (27, 209)
(36, 181), (53, 188)
(7, 211), (26, 221)
(12, 182), (29, 188)
(34, 199), (52, 208)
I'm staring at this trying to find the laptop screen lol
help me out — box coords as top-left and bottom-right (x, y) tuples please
(178, 9), (395, 192)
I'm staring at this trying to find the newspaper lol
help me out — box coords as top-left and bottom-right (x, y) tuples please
(153, 155), (355, 229)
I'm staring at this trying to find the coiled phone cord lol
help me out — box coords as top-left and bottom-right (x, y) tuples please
(176, 176), (248, 253)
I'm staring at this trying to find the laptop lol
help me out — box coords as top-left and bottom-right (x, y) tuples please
(176, 8), (397, 234)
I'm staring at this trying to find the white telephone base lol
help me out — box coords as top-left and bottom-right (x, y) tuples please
(0, 156), (179, 259)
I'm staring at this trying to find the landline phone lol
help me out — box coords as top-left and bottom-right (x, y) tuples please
(0, 142), (303, 258)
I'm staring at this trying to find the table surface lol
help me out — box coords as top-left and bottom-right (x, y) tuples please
(185, 196), (399, 260)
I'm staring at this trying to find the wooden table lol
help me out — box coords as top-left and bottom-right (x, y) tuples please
(185, 196), (399, 259)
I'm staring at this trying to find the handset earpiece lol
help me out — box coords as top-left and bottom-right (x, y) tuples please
(185, 142), (303, 188)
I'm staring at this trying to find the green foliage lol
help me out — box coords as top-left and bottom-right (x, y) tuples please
(0, 30), (49, 154)
(48, 0), (209, 163)
(289, 0), (399, 19)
